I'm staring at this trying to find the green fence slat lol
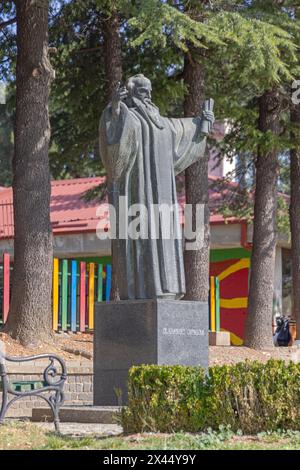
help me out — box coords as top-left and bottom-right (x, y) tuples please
(97, 264), (103, 302)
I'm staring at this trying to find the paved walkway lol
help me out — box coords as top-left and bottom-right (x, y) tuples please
(34, 422), (123, 437)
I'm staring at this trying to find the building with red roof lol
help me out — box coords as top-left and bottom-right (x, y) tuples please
(0, 175), (291, 345)
(0, 175), (253, 254)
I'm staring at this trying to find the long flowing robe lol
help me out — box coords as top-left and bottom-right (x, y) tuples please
(99, 100), (207, 300)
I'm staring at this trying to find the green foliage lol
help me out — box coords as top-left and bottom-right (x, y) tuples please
(126, 0), (223, 51)
(209, 11), (297, 89)
(0, 106), (13, 186)
(0, 3), (16, 84)
(0, 88), (14, 186)
(210, 153), (291, 234)
(122, 360), (300, 434)
(277, 194), (290, 239)
(1, 0), (299, 195)
(48, 0), (188, 178)
(48, 0), (106, 178)
(122, 365), (208, 433)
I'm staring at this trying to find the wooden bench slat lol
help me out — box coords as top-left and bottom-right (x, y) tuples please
(11, 381), (46, 392)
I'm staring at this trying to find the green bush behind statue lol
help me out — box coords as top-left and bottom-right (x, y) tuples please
(122, 360), (300, 434)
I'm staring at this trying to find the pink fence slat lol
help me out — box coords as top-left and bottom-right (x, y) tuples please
(2, 253), (10, 323)
(79, 262), (86, 332)
(0, 201), (14, 238)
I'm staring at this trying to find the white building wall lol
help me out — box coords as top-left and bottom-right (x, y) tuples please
(208, 121), (236, 179)
(274, 246), (283, 317)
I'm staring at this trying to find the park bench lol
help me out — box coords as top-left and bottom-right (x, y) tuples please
(0, 351), (67, 432)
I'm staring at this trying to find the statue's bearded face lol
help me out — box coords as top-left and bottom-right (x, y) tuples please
(126, 75), (163, 127)
(127, 75), (152, 105)
(132, 83), (152, 103)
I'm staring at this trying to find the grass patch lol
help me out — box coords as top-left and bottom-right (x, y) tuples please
(1, 421), (300, 450)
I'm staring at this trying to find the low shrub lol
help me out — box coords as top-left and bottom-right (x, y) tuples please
(121, 360), (300, 434)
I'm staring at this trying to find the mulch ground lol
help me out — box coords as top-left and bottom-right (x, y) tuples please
(1, 331), (300, 364)
(209, 344), (300, 365)
(0, 331), (93, 361)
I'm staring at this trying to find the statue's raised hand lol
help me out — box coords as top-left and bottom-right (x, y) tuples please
(202, 110), (215, 125)
(112, 82), (128, 118)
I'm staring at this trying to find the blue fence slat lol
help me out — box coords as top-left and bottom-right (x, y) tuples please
(105, 264), (112, 301)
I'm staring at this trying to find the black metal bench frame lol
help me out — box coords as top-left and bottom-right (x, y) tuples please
(0, 353), (67, 432)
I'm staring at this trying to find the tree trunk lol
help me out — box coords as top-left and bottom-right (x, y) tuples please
(103, 9), (122, 103)
(5, 0), (54, 346)
(103, 9), (122, 301)
(183, 54), (210, 302)
(290, 103), (300, 339)
(244, 88), (281, 349)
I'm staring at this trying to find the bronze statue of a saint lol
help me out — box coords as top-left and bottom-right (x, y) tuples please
(100, 74), (214, 300)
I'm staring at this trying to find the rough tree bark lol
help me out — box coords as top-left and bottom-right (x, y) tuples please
(103, 8), (122, 301)
(103, 9), (122, 103)
(183, 53), (210, 302)
(5, 0), (54, 346)
(244, 88), (282, 349)
(290, 103), (300, 339)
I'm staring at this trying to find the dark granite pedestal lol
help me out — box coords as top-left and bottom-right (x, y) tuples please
(93, 299), (208, 406)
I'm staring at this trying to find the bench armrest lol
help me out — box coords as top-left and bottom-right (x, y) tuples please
(0, 352), (67, 433)
(0, 353), (67, 388)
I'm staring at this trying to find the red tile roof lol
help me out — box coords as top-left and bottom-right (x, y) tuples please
(0, 176), (239, 240)
(50, 177), (109, 235)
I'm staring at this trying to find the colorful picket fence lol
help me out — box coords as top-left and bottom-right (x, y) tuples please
(0, 254), (112, 332)
(52, 258), (112, 332)
(1, 252), (220, 334)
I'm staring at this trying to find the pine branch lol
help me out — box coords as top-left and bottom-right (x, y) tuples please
(0, 18), (16, 30)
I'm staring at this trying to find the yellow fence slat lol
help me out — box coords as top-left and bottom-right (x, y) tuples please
(210, 276), (216, 332)
(88, 263), (95, 330)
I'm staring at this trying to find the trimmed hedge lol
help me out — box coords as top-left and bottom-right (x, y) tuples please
(121, 360), (300, 434)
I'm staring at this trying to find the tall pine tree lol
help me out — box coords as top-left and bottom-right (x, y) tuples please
(290, 101), (300, 340)
(5, 0), (54, 345)
(245, 88), (283, 348)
